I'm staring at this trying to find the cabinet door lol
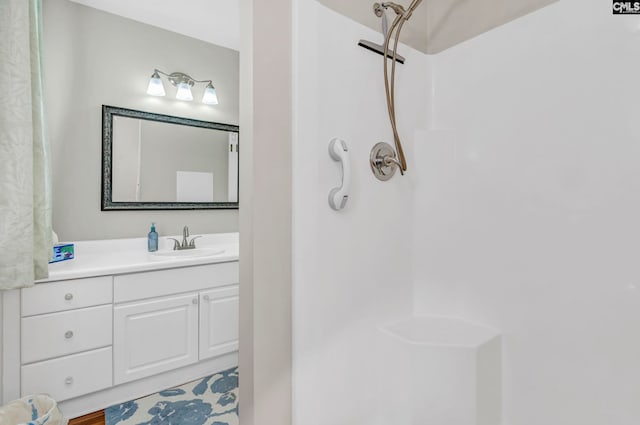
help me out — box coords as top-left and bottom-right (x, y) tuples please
(199, 286), (239, 360)
(114, 293), (199, 384)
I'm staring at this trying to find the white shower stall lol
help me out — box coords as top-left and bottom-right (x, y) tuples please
(292, 0), (640, 423)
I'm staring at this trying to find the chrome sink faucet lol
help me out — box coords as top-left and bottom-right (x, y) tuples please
(168, 226), (201, 250)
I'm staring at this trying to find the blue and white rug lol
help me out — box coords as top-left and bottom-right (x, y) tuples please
(105, 367), (238, 425)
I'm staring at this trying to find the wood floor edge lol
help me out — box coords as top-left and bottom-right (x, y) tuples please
(68, 410), (105, 425)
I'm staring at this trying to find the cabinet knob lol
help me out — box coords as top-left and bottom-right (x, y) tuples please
(192, 298), (198, 305)
(203, 295), (210, 301)
(65, 331), (74, 339)
(64, 293), (73, 301)
(65, 377), (73, 385)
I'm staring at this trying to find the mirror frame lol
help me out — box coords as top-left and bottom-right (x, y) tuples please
(101, 105), (239, 211)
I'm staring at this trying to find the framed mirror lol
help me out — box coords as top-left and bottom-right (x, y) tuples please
(102, 105), (239, 210)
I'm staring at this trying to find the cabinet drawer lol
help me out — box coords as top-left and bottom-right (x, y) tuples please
(22, 305), (112, 364)
(114, 262), (238, 303)
(22, 276), (113, 316)
(21, 347), (112, 402)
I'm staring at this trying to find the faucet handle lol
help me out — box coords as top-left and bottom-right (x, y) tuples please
(183, 226), (189, 238)
(188, 236), (202, 248)
(167, 238), (181, 250)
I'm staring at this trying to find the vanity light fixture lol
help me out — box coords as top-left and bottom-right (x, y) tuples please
(147, 71), (166, 96)
(202, 83), (219, 105)
(175, 81), (194, 101)
(146, 69), (219, 105)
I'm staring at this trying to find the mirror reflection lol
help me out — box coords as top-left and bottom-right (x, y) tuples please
(102, 106), (239, 210)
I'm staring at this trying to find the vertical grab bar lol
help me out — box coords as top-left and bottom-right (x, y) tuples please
(328, 138), (350, 211)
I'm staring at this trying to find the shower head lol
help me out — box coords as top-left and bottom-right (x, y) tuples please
(358, 2), (404, 64)
(381, 8), (389, 35)
(373, 3), (389, 34)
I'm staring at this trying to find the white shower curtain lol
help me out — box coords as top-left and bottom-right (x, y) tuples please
(0, 0), (52, 289)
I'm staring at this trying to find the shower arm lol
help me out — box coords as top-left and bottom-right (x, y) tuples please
(381, 2), (406, 16)
(382, 0), (422, 19)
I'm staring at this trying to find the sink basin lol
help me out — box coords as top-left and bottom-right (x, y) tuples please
(150, 247), (226, 259)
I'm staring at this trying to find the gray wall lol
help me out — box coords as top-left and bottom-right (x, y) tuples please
(138, 122), (230, 202)
(112, 118), (230, 203)
(43, 0), (239, 241)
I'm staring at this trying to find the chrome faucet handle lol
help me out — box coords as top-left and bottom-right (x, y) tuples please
(370, 142), (402, 180)
(384, 155), (405, 175)
(167, 238), (181, 250)
(188, 236), (202, 248)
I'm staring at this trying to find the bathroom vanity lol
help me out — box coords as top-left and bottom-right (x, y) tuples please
(0, 233), (239, 418)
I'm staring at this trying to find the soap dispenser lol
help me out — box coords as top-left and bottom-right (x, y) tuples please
(148, 223), (158, 252)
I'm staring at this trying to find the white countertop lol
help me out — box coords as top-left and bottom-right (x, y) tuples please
(39, 232), (239, 283)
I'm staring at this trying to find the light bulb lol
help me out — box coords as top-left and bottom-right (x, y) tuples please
(202, 83), (219, 105)
(175, 82), (193, 101)
(146, 71), (165, 96)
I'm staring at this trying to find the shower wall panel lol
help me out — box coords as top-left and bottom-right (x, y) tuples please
(414, 0), (640, 423)
(292, 1), (430, 423)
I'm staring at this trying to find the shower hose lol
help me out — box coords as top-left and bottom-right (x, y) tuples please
(381, 0), (423, 175)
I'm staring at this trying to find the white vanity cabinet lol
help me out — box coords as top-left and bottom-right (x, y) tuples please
(112, 262), (239, 385)
(1, 257), (239, 418)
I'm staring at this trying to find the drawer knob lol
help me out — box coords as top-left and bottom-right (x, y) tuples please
(203, 295), (210, 301)
(65, 331), (74, 339)
(65, 377), (73, 385)
(192, 298), (198, 305)
(64, 293), (73, 301)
